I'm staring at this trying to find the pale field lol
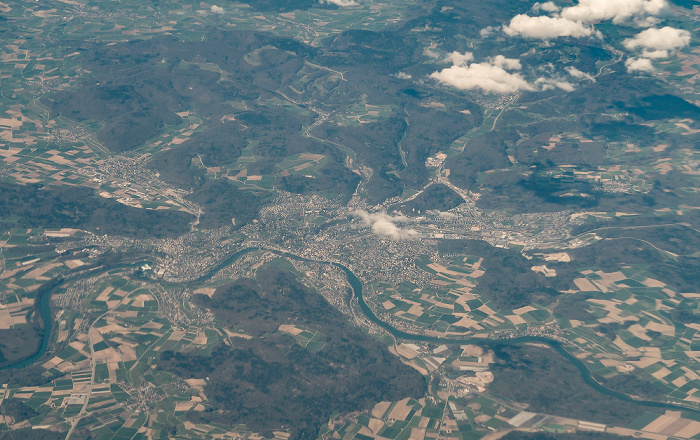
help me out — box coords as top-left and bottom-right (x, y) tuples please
(406, 303), (424, 316)
(542, 252), (571, 262)
(371, 401), (391, 419)
(292, 162), (314, 172)
(167, 329), (187, 341)
(0, 297), (34, 329)
(191, 331), (207, 345)
(130, 293), (152, 307)
(395, 343), (420, 359)
(641, 411), (700, 439)
(367, 417), (384, 434)
(642, 277), (666, 288)
(68, 341), (90, 357)
(95, 286), (115, 302)
(573, 277), (598, 291)
(453, 316), (484, 331)
(278, 324), (303, 336)
(299, 153), (324, 161)
(141, 320), (164, 329)
(386, 398), (413, 421)
(511, 306), (536, 315)
(224, 328), (252, 339)
(410, 427), (427, 440)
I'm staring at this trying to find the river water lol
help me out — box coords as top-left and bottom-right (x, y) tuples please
(7, 246), (696, 415)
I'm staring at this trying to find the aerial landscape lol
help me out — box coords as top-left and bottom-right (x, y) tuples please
(0, 0), (699, 439)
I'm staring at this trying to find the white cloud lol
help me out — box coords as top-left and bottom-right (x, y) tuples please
(428, 210), (458, 219)
(623, 26), (691, 58)
(396, 72), (412, 79)
(354, 210), (419, 239)
(503, 14), (597, 39)
(320, 0), (359, 6)
(491, 55), (523, 70)
(445, 51), (474, 66)
(480, 26), (495, 37)
(561, 0), (668, 24)
(625, 57), (655, 72)
(533, 1), (561, 12)
(210, 4), (224, 14)
(430, 54), (534, 94)
(431, 53), (576, 94)
(633, 16), (661, 27)
(641, 49), (670, 58)
(536, 77), (576, 91)
(566, 66), (596, 81)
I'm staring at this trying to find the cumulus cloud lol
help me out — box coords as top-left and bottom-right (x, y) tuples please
(354, 210), (419, 239)
(625, 57), (655, 72)
(533, 1), (561, 12)
(642, 49), (671, 58)
(395, 72), (412, 79)
(503, 14), (597, 39)
(430, 54), (533, 94)
(566, 66), (596, 81)
(536, 77), (576, 91)
(561, 0), (668, 24)
(428, 210), (458, 219)
(480, 26), (495, 37)
(210, 4), (224, 13)
(633, 16), (661, 27)
(491, 55), (523, 70)
(431, 53), (577, 94)
(445, 51), (474, 66)
(623, 26), (691, 58)
(320, 0), (359, 6)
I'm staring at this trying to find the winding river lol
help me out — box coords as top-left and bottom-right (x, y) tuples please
(0, 279), (57, 371)
(7, 246), (698, 416)
(278, 249), (700, 415)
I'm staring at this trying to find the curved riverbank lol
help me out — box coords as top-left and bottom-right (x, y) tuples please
(10, 245), (699, 416)
(276, 250), (700, 415)
(0, 262), (137, 371)
(0, 279), (57, 371)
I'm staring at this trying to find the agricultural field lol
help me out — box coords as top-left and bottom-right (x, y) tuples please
(0, 266), (235, 439)
(364, 244), (700, 416)
(1, 0), (700, 439)
(366, 253), (555, 338)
